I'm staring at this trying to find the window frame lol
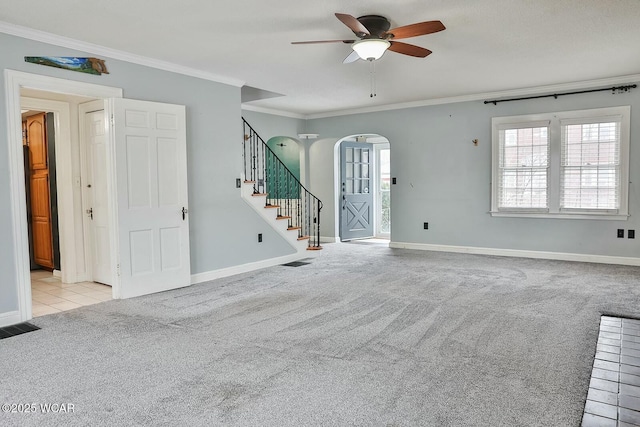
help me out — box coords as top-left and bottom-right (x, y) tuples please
(491, 106), (631, 220)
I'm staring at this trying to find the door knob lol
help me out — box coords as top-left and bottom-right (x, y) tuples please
(182, 207), (188, 220)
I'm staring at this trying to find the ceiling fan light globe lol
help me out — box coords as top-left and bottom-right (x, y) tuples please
(352, 39), (390, 60)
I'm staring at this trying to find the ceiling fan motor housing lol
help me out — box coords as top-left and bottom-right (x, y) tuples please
(357, 15), (391, 38)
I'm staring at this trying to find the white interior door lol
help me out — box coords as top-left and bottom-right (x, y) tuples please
(109, 98), (190, 298)
(83, 107), (113, 285)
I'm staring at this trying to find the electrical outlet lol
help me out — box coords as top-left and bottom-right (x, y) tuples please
(392, 177), (397, 185)
(629, 230), (635, 239)
(236, 178), (241, 188)
(618, 229), (625, 238)
(258, 233), (263, 242)
(423, 222), (429, 230)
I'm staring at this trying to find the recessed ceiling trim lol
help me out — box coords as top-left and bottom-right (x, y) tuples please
(0, 21), (245, 88)
(243, 73), (640, 120)
(241, 103), (306, 120)
(306, 73), (640, 120)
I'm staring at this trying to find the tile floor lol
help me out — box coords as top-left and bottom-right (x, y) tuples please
(31, 270), (112, 317)
(582, 316), (640, 427)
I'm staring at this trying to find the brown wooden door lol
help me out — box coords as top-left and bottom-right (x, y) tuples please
(26, 113), (54, 269)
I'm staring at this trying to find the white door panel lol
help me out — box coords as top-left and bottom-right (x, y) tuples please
(109, 98), (190, 298)
(84, 108), (113, 286)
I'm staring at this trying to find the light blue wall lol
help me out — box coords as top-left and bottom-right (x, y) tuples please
(0, 33), (294, 315)
(306, 88), (640, 258)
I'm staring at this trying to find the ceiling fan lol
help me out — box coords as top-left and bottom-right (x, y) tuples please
(292, 13), (446, 63)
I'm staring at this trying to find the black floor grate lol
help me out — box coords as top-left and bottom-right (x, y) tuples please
(0, 322), (40, 340)
(282, 261), (311, 267)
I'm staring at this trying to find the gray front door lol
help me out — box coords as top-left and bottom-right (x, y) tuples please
(340, 142), (374, 241)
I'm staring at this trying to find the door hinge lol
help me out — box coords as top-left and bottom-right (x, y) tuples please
(110, 114), (115, 126)
(116, 263), (121, 276)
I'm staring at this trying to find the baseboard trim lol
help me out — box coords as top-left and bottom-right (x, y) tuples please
(320, 236), (338, 243)
(0, 310), (23, 328)
(389, 242), (640, 266)
(191, 252), (309, 285)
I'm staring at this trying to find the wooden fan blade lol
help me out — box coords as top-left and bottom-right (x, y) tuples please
(292, 40), (355, 45)
(386, 20), (445, 39)
(335, 13), (370, 37)
(343, 50), (360, 64)
(388, 41), (432, 58)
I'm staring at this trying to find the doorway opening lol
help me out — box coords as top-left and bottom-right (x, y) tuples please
(5, 70), (123, 325)
(20, 90), (115, 318)
(335, 134), (390, 242)
(375, 144), (391, 239)
(6, 71), (192, 326)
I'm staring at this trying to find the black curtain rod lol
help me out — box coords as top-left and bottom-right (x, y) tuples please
(484, 84), (637, 105)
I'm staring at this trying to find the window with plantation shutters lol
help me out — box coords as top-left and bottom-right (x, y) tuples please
(491, 106), (630, 220)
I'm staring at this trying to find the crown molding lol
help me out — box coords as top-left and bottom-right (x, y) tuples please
(0, 21), (245, 88)
(305, 73), (640, 119)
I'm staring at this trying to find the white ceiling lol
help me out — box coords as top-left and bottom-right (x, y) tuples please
(2, 0), (640, 117)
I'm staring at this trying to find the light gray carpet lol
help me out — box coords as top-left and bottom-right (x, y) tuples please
(2, 243), (640, 426)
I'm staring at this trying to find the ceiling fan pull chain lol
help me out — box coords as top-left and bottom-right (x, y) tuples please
(369, 59), (377, 98)
(374, 60), (377, 97)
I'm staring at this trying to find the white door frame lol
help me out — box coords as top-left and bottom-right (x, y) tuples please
(4, 69), (122, 323)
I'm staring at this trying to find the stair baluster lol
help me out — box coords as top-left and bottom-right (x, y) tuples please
(242, 118), (322, 250)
